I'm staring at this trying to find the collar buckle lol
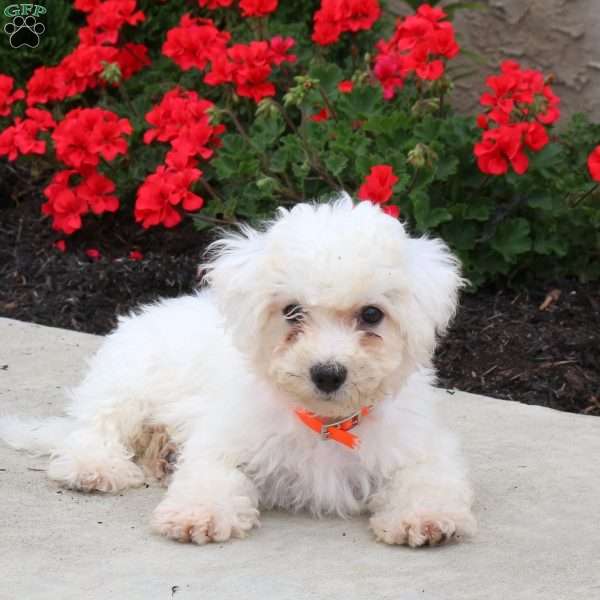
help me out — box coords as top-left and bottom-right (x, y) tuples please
(319, 408), (365, 440)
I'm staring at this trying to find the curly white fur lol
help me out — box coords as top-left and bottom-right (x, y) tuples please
(0, 196), (476, 547)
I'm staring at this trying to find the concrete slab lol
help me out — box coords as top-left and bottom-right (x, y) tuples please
(1, 316), (599, 600)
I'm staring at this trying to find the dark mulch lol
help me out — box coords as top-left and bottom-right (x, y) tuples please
(1, 180), (599, 416)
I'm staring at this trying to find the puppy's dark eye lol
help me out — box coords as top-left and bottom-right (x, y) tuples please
(359, 305), (384, 326)
(283, 303), (304, 322)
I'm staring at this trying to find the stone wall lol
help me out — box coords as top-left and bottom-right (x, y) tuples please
(389, 0), (600, 122)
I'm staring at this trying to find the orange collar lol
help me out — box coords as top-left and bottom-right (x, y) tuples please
(295, 406), (371, 450)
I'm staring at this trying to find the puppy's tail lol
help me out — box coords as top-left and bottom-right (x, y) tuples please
(0, 416), (76, 455)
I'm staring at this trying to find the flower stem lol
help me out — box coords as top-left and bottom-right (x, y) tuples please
(317, 85), (338, 121)
(570, 182), (599, 207)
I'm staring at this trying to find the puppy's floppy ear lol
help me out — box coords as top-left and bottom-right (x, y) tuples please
(202, 225), (267, 345)
(403, 236), (464, 338)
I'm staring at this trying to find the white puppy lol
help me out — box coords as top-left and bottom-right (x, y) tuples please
(0, 197), (475, 547)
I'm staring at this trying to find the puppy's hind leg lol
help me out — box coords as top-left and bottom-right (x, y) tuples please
(48, 420), (145, 493)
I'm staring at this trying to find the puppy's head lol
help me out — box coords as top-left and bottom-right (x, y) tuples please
(204, 196), (463, 417)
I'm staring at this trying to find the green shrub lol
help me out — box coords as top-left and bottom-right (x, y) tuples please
(0, 0), (598, 288)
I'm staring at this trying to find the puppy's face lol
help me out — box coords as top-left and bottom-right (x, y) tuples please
(205, 199), (462, 417)
(256, 299), (407, 417)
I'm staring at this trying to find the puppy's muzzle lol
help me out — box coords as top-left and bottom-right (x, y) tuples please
(310, 362), (347, 394)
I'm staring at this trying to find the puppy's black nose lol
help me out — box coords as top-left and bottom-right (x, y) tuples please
(310, 362), (347, 394)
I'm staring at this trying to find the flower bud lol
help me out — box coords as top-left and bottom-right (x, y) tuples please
(407, 143), (437, 169)
(411, 98), (440, 117)
(101, 61), (122, 85)
(256, 98), (279, 119)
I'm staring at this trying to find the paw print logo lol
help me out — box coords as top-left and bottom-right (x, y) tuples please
(4, 15), (45, 49)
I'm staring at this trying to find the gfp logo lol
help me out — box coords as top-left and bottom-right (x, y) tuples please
(3, 4), (47, 48)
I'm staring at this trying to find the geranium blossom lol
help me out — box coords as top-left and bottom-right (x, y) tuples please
(134, 166), (204, 229)
(84, 0), (145, 45)
(144, 88), (224, 168)
(115, 44), (151, 79)
(204, 37), (295, 102)
(42, 170), (88, 234)
(42, 169), (120, 234)
(474, 124), (529, 175)
(0, 108), (56, 161)
(85, 248), (102, 260)
(129, 250), (144, 260)
(473, 61), (560, 176)
(198, 0), (234, 7)
(77, 171), (120, 214)
(587, 146), (600, 182)
(162, 15), (230, 71)
(373, 4), (459, 99)
(52, 108), (132, 170)
(0, 75), (24, 117)
(312, 0), (380, 45)
(358, 165), (399, 203)
(480, 60), (560, 126)
(239, 0), (278, 17)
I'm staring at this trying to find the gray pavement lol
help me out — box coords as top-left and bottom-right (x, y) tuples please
(1, 317), (599, 600)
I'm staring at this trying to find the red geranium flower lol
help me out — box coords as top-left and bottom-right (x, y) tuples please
(239, 0), (278, 17)
(381, 205), (400, 218)
(473, 61), (560, 176)
(474, 124), (529, 176)
(358, 165), (399, 203)
(162, 15), (230, 71)
(26, 66), (62, 105)
(338, 80), (353, 93)
(85, 248), (102, 260)
(74, 0), (102, 12)
(85, 0), (145, 45)
(77, 171), (120, 215)
(373, 4), (458, 98)
(128, 250), (144, 261)
(0, 74), (24, 117)
(204, 38), (295, 103)
(0, 108), (56, 161)
(115, 44), (151, 79)
(42, 169), (120, 234)
(144, 88), (224, 167)
(310, 107), (331, 122)
(42, 170), (88, 234)
(312, 0), (380, 46)
(52, 108), (132, 170)
(268, 36), (297, 65)
(135, 165), (204, 229)
(198, 0), (234, 7)
(587, 146), (600, 182)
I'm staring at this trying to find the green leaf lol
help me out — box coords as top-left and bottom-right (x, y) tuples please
(308, 63), (343, 96)
(530, 143), (563, 173)
(363, 113), (411, 136)
(410, 191), (453, 231)
(343, 87), (380, 118)
(435, 156), (459, 181)
(324, 153), (348, 177)
(491, 218), (531, 262)
(533, 234), (569, 257)
(250, 114), (285, 152)
(441, 221), (478, 250)
(464, 202), (491, 221)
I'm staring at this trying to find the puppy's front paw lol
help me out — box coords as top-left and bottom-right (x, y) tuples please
(370, 510), (476, 548)
(152, 496), (260, 544)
